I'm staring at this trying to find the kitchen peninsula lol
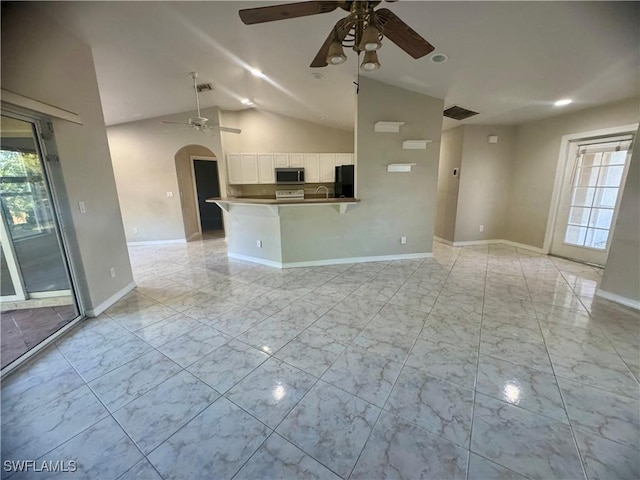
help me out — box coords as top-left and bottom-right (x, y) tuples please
(206, 196), (360, 268)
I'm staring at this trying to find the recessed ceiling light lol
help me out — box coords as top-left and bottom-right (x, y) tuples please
(554, 98), (572, 107)
(241, 98), (254, 106)
(430, 53), (448, 64)
(249, 68), (266, 78)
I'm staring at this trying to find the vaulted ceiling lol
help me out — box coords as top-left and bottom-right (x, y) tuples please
(38, 1), (639, 130)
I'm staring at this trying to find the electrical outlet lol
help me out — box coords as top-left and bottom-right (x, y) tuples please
(133, 227), (139, 234)
(400, 236), (407, 244)
(78, 201), (86, 214)
(479, 225), (484, 232)
(256, 240), (262, 248)
(110, 267), (116, 278)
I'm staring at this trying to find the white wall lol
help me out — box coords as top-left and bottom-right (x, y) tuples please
(435, 127), (463, 242)
(455, 125), (516, 242)
(107, 107), (225, 243)
(223, 78), (443, 265)
(281, 77), (443, 263)
(599, 127), (640, 306)
(506, 98), (639, 248)
(219, 109), (353, 154)
(1, 3), (133, 312)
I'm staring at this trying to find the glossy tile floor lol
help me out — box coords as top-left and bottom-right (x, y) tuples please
(2, 237), (639, 479)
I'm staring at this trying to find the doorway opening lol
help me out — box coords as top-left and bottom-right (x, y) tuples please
(1, 113), (81, 370)
(192, 156), (224, 238)
(549, 128), (635, 266)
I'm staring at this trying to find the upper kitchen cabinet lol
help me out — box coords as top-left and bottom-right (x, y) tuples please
(227, 152), (353, 184)
(241, 154), (259, 184)
(304, 154), (320, 183)
(335, 153), (353, 166)
(289, 153), (304, 167)
(227, 153), (259, 184)
(319, 154), (336, 183)
(227, 154), (243, 184)
(258, 154), (275, 184)
(273, 153), (304, 168)
(274, 153), (289, 168)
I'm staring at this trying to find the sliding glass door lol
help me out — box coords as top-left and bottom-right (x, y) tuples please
(0, 114), (79, 369)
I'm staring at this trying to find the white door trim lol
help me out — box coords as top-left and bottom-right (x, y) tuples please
(543, 123), (639, 254)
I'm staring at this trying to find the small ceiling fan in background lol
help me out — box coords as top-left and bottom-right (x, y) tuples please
(161, 72), (241, 134)
(239, 1), (435, 71)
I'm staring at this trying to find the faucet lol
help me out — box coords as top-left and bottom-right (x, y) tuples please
(315, 186), (329, 199)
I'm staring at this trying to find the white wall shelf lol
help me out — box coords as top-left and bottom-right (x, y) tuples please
(402, 140), (432, 150)
(374, 121), (405, 133)
(387, 163), (417, 173)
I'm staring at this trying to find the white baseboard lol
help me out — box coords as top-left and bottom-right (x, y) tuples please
(127, 239), (186, 247)
(228, 252), (433, 269)
(186, 232), (201, 242)
(228, 253), (283, 268)
(452, 239), (501, 247)
(283, 252), (432, 269)
(500, 239), (546, 254)
(85, 281), (136, 317)
(435, 236), (545, 254)
(596, 289), (640, 311)
(433, 236), (453, 246)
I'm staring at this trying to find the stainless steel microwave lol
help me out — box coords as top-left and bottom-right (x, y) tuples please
(275, 168), (305, 184)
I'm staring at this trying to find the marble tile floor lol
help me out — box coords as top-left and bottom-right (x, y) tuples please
(1, 237), (639, 479)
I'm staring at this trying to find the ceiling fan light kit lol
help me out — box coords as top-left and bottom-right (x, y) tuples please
(361, 50), (381, 71)
(238, 1), (435, 71)
(327, 39), (348, 65)
(360, 23), (382, 52)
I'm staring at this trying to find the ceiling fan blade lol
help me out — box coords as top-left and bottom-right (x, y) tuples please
(160, 121), (191, 125)
(375, 8), (435, 59)
(239, 1), (341, 25)
(310, 17), (351, 68)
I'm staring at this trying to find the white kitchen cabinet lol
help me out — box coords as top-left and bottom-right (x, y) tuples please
(304, 154), (319, 183)
(289, 153), (304, 167)
(335, 153), (353, 166)
(319, 153), (336, 183)
(274, 153), (289, 168)
(240, 154), (259, 184)
(227, 154), (243, 184)
(258, 154), (275, 184)
(228, 152), (353, 184)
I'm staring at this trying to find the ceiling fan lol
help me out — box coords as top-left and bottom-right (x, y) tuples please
(161, 72), (241, 134)
(238, 1), (435, 71)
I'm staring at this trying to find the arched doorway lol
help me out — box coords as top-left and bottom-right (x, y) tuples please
(174, 145), (226, 240)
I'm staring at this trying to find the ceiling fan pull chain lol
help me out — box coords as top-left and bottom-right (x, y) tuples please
(354, 51), (361, 94)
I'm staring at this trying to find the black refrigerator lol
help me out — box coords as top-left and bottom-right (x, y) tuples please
(334, 164), (355, 198)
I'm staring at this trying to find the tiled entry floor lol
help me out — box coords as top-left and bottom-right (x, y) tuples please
(2, 237), (638, 479)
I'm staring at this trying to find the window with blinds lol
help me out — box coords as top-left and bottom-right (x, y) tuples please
(563, 137), (632, 250)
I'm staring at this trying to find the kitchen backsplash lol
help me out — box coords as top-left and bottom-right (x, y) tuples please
(229, 183), (334, 198)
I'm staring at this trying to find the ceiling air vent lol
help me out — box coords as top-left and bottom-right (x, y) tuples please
(196, 83), (213, 93)
(444, 105), (479, 121)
